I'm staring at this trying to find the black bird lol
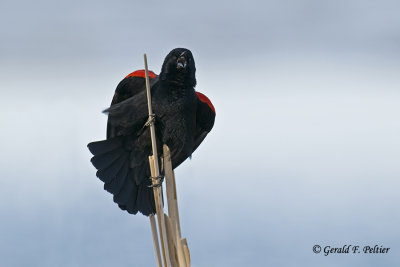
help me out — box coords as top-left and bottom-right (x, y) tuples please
(88, 48), (216, 216)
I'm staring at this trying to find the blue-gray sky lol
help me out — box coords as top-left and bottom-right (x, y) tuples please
(1, 1), (400, 266)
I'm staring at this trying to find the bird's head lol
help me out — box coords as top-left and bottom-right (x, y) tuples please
(160, 48), (196, 88)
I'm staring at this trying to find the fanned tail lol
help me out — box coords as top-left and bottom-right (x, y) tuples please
(87, 137), (156, 216)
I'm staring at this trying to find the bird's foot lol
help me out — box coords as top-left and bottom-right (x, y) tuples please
(148, 175), (164, 188)
(145, 114), (156, 127)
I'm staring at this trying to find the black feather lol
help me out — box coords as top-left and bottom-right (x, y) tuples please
(96, 151), (128, 183)
(90, 148), (124, 170)
(136, 183), (154, 216)
(133, 162), (148, 185)
(88, 48), (215, 216)
(126, 185), (142, 215)
(113, 169), (136, 205)
(87, 138), (122, 156)
(104, 158), (130, 194)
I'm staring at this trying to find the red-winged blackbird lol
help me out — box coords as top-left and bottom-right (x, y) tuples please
(88, 48), (215, 216)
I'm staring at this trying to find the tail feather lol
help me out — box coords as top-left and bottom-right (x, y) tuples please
(96, 151), (128, 183)
(88, 138), (122, 155)
(113, 169), (135, 203)
(136, 183), (155, 216)
(88, 137), (156, 216)
(113, 169), (141, 214)
(104, 158), (130, 194)
(133, 162), (149, 184)
(125, 185), (141, 214)
(129, 148), (146, 168)
(91, 148), (124, 170)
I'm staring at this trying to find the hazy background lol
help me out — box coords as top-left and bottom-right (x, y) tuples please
(1, 0), (399, 266)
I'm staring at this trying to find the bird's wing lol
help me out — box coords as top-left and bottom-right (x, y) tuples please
(104, 90), (151, 137)
(107, 70), (158, 138)
(172, 91), (216, 168)
(89, 69), (160, 216)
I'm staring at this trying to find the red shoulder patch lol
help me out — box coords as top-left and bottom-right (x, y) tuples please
(196, 91), (216, 114)
(125, 69), (157, 79)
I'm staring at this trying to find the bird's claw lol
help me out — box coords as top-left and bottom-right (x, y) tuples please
(145, 114), (156, 127)
(148, 175), (164, 188)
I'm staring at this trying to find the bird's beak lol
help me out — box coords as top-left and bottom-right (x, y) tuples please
(176, 52), (187, 69)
